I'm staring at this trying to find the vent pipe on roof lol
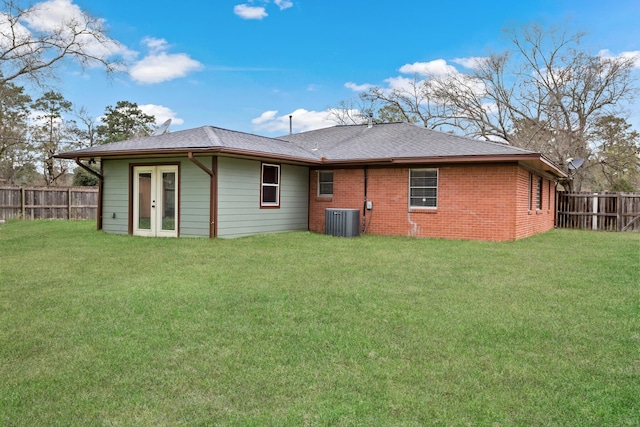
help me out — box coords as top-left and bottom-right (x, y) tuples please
(367, 113), (373, 128)
(289, 115), (293, 135)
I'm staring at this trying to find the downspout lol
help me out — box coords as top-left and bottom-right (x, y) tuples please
(362, 166), (368, 233)
(188, 152), (216, 238)
(75, 157), (103, 230)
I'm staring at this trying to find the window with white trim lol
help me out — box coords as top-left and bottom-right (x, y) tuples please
(261, 163), (280, 207)
(318, 170), (333, 197)
(409, 168), (438, 208)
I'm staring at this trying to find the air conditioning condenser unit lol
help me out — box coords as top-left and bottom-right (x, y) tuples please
(325, 208), (360, 237)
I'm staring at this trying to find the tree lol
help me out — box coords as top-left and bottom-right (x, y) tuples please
(72, 166), (98, 186)
(336, 23), (638, 191)
(68, 107), (100, 185)
(96, 101), (156, 143)
(589, 115), (640, 191)
(337, 76), (457, 128)
(328, 98), (370, 125)
(70, 107), (99, 148)
(0, 0), (122, 86)
(431, 24), (637, 190)
(0, 80), (31, 183)
(359, 76), (457, 129)
(30, 90), (75, 185)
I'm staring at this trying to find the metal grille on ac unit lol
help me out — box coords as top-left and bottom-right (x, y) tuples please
(325, 209), (360, 237)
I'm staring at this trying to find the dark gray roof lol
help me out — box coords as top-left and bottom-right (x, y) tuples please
(58, 122), (564, 176)
(59, 126), (319, 161)
(277, 122), (535, 160)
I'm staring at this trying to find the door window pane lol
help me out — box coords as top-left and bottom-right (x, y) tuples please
(162, 172), (176, 230)
(138, 173), (152, 229)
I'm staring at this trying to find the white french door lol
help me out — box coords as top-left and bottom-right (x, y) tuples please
(133, 165), (178, 237)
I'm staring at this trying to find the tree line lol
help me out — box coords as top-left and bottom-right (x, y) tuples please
(0, 90), (156, 186)
(330, 25), (640, 192)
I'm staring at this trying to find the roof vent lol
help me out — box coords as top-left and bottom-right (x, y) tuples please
(367, 113), (373, 129)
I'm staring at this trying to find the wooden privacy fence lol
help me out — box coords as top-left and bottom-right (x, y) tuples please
(0, 186), (98, 221)
(556, 192), (640, 232)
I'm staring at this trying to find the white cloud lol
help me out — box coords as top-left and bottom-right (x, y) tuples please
(138, 104), (184, 126)
(598, 49), (640, 68)
(129, 37), (203, 84)
(452, 56), (489, 70)
(399, 59), (457, 77)
(384, 76), (417, 91)
(251, 110), (278, 125)
(234, 4), (268, 20)
(21, 0), (133, 61)
(274, 0), (293, 10)
(252, 109), (335, 133)
(141, 37), (168, 54)
(345, 81), (374, 92)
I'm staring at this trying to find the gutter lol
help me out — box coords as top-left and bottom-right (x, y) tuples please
(58, 147), (322, 166)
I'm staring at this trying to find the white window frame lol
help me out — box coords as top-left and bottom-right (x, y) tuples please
(409, 168), (438, 209)
(261, 163), (280, 207)
(318, 170), (334, 197)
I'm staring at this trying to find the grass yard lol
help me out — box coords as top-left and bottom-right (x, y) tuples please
(0, 221), (638, 426)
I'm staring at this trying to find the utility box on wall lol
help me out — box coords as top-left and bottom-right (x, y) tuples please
(325, 208), (360, 237)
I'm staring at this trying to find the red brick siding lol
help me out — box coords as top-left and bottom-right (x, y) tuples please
(514, 168), (556, 239)
(309, 164), (556, 241)
(309, 169), (365, 234)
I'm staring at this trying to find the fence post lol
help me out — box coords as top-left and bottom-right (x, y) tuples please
(592, 194), (598, 231)
(616, 193), (622, 231)
(67, 188), (72, 220)
(20, 187), (25, 218)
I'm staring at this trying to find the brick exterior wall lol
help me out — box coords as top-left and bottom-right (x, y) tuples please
(514, 167), (557, 239)
(309, 164), (556, 241)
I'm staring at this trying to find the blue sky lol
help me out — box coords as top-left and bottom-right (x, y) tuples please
(20, 0), (640, 137)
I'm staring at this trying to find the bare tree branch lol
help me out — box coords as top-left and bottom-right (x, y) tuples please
(0, 0), (123, 86)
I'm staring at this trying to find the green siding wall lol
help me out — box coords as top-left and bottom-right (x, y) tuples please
(102, 159), (129, 234)
(179, 157), (211, 238)
(217, 157), (309, 238)
(101, 157), (211, 237)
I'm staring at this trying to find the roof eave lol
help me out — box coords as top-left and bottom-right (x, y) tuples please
(57, 147), (321, 165)
(58, 147), (567, 178)
(320, 153), (567, 178)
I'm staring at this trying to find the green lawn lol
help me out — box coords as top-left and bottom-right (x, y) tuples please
(1, 221), (638, 426)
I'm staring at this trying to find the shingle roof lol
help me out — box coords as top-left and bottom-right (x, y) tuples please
(277, 122), (535, 160)
(58, 126), (319, 161)
(57, 122), (565, 177)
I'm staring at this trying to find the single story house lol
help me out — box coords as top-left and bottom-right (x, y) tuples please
(57, 122), (567, 241)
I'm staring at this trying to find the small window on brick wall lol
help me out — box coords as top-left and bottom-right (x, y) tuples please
(536, 176), (543, 210)
(318, 170), (333, 197)
(528, 173), (533, 210)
